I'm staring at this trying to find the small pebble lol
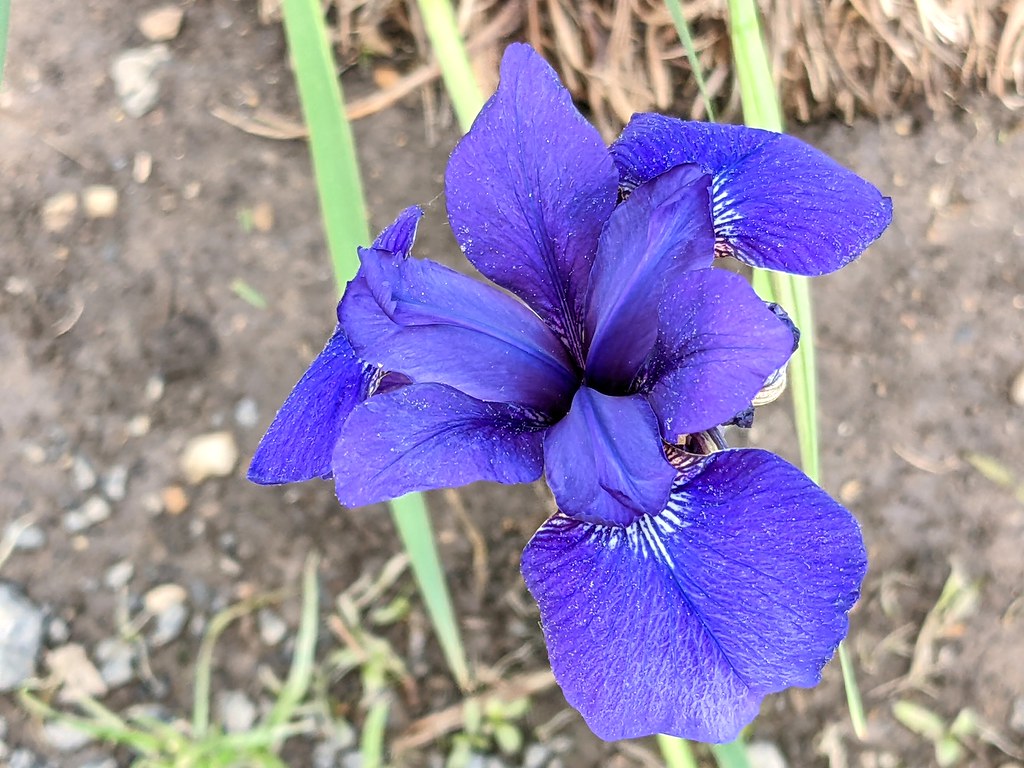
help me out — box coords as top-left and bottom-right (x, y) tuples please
(257, 608), (287, 646)
(523, 743), (552, 768)
(82, 185), (118, 218)
(1010, 696), (1024, 732)
(839, 478), (863, 504)
(41, 192), (77, 233)
(746, 741), (788, 768)
(46, 644), (108, 703)
(133, 151), (153, 183)
(161, 485), (189, 515)
(150, 602), (188, 646)
(234, 397), (259, 428)
(8, 749), (44, 768)
(251, 202), (274, 232)
(72, 455), (98, 491)
(21, 443), (47, 465)
(104, 560), (134, 590)
(0, 584), (45, 691)
(145, 584), (189, 646)
(1011, 367), (1024, 407)
(127, 414), (152, 437)
(103, 464), (129, 500)
(42, 721), (92, 752)
(217, 690), (257, 733)
(46, 617), (70, 645)
(145, 375), (165, 402)
(180, 431), (238, 484)
(111, 45), (170, 118)
(64, 496), (112, 533)
(138, 5), (185, 42)
(144, 583), (187, 614)
(4, 521), (45, 551)
(95, 638), (135, 689)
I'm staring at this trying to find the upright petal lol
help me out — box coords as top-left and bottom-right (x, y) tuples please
(333, 383), (545, 507)
(249, 326), (373, 484)
(371, 205), (423, 257)
(521, 449), (866, 742)
(645, 269), (794, 439)
(611, 115), (893, 275)
(446, 43), (618, 355)
(543, 388), (674, 526)
(339, 248), (577, 413)
(584, 164), (715, 389)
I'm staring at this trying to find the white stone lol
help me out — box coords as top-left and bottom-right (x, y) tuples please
(82, 185), (118, 218)
(138, 5), (184, 42)
(180, 431), (238, 484)
(111, 45), (171, 118)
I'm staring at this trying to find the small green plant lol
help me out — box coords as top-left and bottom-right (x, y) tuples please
(19, 555), (321, 767)
(314, 553), (415, 768)
(893, 701), (979, 767)
(445, 697), (531, 768)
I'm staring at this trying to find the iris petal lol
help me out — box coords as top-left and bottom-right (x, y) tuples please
(446, 43), (618, 355)
(248, 326), (373, 484)
(339, 248), (577, 413)
(645, 269), (795, 438)
(584, 164), (715, 389)
(611, 115), (893, 276)
(333, 383), (545, 507)
(370, 205), (422, 257)
(543, 387), (674, 526)
(521, 448), (867, 742)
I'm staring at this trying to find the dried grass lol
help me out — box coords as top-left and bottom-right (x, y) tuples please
(266, 0), (1024, 128)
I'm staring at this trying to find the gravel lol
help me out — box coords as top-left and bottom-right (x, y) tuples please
(0, 583), (45, 691)
(110, 45), (171, 118)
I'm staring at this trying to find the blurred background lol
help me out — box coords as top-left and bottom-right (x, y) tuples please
(1, 1), (1023, 766)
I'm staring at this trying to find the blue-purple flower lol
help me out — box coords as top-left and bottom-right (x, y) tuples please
(250, 44), (889, 742)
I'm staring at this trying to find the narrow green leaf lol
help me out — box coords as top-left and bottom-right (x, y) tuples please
(267, 553), (320, 728)
(727, 0), (864, 739)
(193, 592), (281, 737)
(414, 0), (486, 133)
(664, 0), (716, 121)
(726, 0), (782, 132)
(281, 0), (472, 692)
(359, 698), (390, 768)
(657, 734), (700, 768)
(893, 700), (947, 741)
(231, 278), (269, 309)
(711, 739), (753, 768)
(281, 0), (369, 289)
(0, 0), (9, 87)
(392, 492), (472, 688)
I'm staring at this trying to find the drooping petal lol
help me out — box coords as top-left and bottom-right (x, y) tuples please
(584, 164), (715, 389)
(543, 388), (674, 526)
(248, 326), (373, 484)
(645, 269), (794, 439)
(446, 43), (618, 355)
(333, 383), (546, 507)
(371, 205), (422, 257)
(521, 448), (866, 742)
(339, 248), (577, 413)
(611, 115), (893, 276)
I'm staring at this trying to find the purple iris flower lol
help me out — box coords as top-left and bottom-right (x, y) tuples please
(250, 44), (888, 742)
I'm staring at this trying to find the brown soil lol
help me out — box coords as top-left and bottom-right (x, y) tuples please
(2, 1), (1023, 766)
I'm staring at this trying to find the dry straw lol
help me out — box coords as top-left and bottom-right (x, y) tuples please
(262, 0), (1023, 132)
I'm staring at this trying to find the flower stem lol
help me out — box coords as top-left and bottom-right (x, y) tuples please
(727, 0), (865, 739)
(414, 0), (485, 133)
(280, 0), (472, 691)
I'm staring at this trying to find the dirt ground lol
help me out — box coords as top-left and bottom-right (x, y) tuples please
(1, 1), (1023, 767)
